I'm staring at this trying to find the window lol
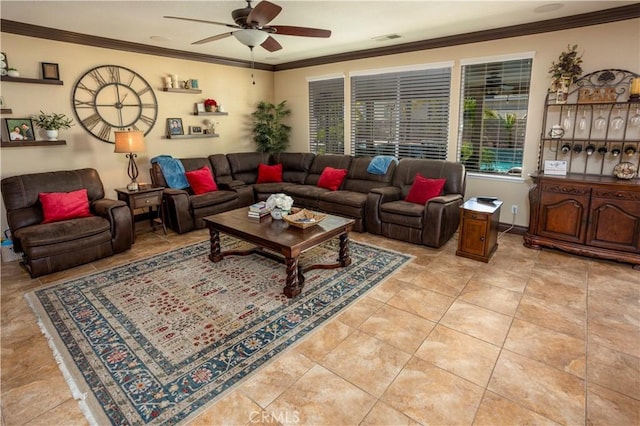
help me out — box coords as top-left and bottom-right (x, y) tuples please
(458, 54), (533, 176)
(351, 64), (452, 159)
(308, 77), (344, 154)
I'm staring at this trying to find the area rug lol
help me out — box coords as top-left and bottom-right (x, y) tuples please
(26, 236), (411, 425)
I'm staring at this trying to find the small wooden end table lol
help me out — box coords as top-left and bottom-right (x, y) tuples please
(456, 197), (503, 263)
(115, 186), (167, 241)
(204, 208), (354, 298)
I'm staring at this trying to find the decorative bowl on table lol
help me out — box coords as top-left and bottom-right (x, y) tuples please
(283, 209), (326, 229)
(613, 162), (637, 180)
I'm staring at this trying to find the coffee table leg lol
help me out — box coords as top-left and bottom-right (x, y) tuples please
(208, 227), (223, 262)
(339, 233), (352, 267)
(283, 256), (302, 298)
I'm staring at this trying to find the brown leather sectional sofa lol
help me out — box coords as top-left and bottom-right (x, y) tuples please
(151, 152), (466, 247)
(1, 168), (133, 277)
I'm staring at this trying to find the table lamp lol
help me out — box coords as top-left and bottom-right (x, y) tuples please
(114, 129), (145, 191)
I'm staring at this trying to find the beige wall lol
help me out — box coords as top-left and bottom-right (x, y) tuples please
(1, 19), (639, 230)
(275, 19), (640, 226)
(0, 33), (273, 228)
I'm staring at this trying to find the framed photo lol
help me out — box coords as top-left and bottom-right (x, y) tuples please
(195, 102), (205, 114)
(189, 126), (203, 135)
(41, 62), (60, 80)
(167, 118), (184, 136)
(5, 118), (36, 141)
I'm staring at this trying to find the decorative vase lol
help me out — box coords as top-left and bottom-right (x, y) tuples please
(205, 105), (214, 112)
(45, 129), (58, 141)
(270, 208), (288, 220)
(7, 69), (19, 77)
(217, 105), (225, 113)
(555, 76), (570, 104)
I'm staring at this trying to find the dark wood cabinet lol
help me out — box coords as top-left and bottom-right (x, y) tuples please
(457, 198), (502, 263)
(524, 173), (640, 269)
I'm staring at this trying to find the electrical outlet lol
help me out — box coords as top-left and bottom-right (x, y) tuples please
(511, 205), (518, 215)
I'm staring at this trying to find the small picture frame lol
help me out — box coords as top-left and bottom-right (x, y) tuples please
(167, 118), (184, 136)
(5, 118), (36, 141)
(41, 62), (60, 80)
(543, 160), (567, 176)
(195, 102), (205, 114)
(190, 79), (199, 89)
(189, 126), (203, 135)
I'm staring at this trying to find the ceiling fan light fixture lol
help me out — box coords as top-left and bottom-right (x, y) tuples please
(233, 29), (269, 47)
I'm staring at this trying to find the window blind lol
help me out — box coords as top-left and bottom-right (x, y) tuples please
(458, 57), (532, 176)
(308, 77), (344, 154)
(350, 67), (451, 159)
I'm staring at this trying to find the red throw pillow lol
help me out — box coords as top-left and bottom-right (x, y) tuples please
(317, 167), (348, 191)
(185, 166), (218, 195)
(256, 163), (283, 184)
(405, 174), (446, 204)
(39, 189), (92, 223)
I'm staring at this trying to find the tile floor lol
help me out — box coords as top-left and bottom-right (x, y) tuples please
(1, 227), (638, 425)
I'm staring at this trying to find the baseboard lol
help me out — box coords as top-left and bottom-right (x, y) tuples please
(498, 223), (527, 235)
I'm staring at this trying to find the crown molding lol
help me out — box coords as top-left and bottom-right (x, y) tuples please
(2, 4), (639, 72)
(0, 19), (275, 72)
(274, 4), (640, 71)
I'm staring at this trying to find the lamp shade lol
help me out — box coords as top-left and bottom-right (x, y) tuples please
(114, 130), (145, 153)
(233, 29), (268, 47)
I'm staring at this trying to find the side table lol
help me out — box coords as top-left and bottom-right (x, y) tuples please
(456, 197), (503, 263)
(115, 186), (167, 241)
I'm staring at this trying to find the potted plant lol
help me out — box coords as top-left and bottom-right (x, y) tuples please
(252, 100), (291, 154)
(32, 110), (74, 140)
(549, 44), (583, 100)
(7, 67), (19, 77)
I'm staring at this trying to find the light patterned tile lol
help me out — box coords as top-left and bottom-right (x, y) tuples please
(587, 342), (640, 400)
(516, 294), (585, 339)
(382, 356), (484, 425)
(488, 350), (585, 425)
(474, 391), (560, 425)
(267, 364), (376, 426)
(504, 318), (586, 378)
(415, 325), (500, 387)
(386, 284), (454, 322)
(360, 401), (419, 426)
(587, 382), (640, 426)
(440, 301), (512, 346)
(359, 304), (435, 353)
(321, 330), (411, 397)
(459, 280), (522, 316)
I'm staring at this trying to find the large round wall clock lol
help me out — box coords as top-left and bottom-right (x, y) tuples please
(72, 65), (158, 143)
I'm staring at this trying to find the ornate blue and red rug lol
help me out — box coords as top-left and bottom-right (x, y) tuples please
(26, 237), (410, 425)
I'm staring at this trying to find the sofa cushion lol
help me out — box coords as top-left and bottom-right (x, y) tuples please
(227, 152), (271, 184)
(272, 152), (315, 184)
(14, 216), (111, 249)
(39, 189), (92, 223)
(317, 167), (348, 191)
(256, 163), (283, 183)
(380, 200), (424, 228)
(189, 190), (237, 209)
(319, 190), (367, 209)
(185, 167), (218, 194)
(405, 174), (446, 204)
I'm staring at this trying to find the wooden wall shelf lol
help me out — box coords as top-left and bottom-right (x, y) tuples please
(1, 140), (66, 147)
(161, 88), (202, 94)
(193, 111), (229, 116)
(0, 76), (64, 85)
(166, 133), (219, 140)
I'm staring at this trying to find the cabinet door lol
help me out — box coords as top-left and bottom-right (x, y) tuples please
(538, 184), (590, 243)
(587, 189), (640, 253)
(460, 215), (488, 257)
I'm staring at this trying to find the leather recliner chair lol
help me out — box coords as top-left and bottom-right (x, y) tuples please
(1, 168), (133, 277)
(366, 158), (466, 248)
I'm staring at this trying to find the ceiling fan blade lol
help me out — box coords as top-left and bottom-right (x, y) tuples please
(164, 16), (240, 29)
(192, 32), (233, 45)
(268, 25), (331, 38)
(261, 36), (282, 52)
(246, 1), (282, 27)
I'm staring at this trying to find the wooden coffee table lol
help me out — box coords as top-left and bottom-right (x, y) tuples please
(203, 208), (355, 298)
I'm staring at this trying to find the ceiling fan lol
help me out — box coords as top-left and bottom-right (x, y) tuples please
(164, 0), (331, 52)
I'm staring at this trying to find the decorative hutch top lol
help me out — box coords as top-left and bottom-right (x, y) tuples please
(539, 69), (639, 177)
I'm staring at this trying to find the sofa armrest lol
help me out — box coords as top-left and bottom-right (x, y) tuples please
(91, 199), (133, 253)
(365, 186), (401, 235)
(162, 188), (195, 234)
(422, 194), (464, 248)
